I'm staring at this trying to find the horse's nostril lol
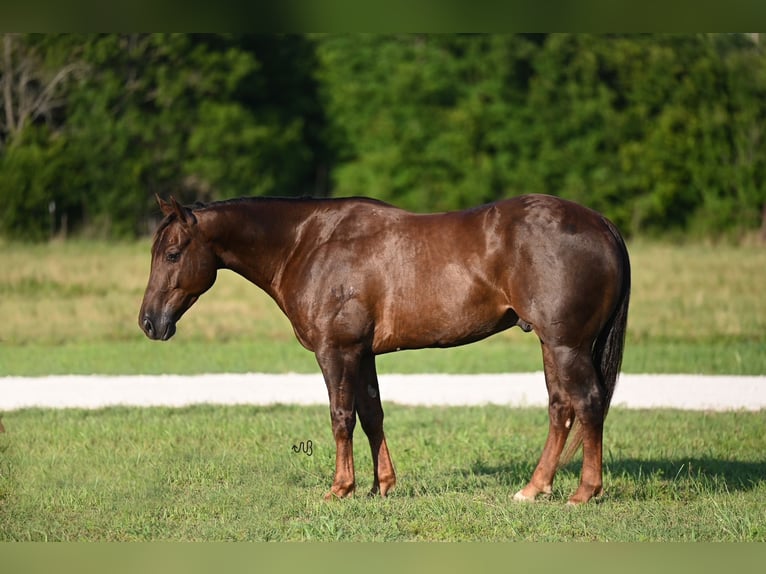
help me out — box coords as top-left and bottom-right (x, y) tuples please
(142, 317), (155, 336)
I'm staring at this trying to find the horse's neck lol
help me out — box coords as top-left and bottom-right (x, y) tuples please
(199, 200), (310, 294)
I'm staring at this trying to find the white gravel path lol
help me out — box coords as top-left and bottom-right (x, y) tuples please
(1, 373), (765, 411)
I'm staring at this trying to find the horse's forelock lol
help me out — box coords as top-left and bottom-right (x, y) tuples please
(151, 213), (179, 253)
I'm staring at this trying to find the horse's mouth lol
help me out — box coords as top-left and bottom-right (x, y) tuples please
(159, 322), (176, 341)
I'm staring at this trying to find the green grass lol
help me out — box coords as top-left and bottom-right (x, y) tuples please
(1, 241), (764, 544)
(1, 239), (765, 375)
(1, 240), (764, 545)
(1, 404), (764, 541)
(1, 336), (764, 376)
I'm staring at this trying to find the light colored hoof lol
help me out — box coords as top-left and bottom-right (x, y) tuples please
(513, 490), (536, 502)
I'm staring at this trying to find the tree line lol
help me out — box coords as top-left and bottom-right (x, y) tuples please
(1, 33), (765, 241)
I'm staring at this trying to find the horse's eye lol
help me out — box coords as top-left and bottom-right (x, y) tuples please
(166, 251), (181, 263)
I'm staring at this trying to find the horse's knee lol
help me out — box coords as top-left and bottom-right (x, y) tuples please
(331, 407), (356, 439)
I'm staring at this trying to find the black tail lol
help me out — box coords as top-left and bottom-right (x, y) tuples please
(561, 220), (631, 463)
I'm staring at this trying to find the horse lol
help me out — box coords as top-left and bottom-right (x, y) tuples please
(139, 193), (630, 504)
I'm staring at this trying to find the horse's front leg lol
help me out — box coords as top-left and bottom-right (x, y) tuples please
(355, 352), (396, 497)
(316, 344), (361, 499)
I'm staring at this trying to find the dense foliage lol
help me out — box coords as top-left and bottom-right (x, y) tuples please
(2, 33), (765, 240)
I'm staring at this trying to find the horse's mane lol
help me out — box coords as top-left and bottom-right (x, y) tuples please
(189, 195), (390, 212)
(153, 195), (392, 239)
(152, 197), (259, 239)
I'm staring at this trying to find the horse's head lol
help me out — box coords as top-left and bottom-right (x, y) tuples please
(139, 196), (218, 340)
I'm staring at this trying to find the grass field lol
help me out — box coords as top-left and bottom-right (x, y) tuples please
(1, 404), (764, 541)
(1, 239), (765, 542)
(0, 239), (765, 375)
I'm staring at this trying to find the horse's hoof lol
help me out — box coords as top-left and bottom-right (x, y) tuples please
(566, 493), (601, 505)
(367, 488), (389, 499)
(324, 486), (356, 500)
(567, 485), (603, 505)
(514, 484), (553, 502)
(513, 490), (536, 502)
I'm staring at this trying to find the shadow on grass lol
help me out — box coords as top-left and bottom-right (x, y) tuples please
(465, 457), (766, 499)
(604, 457), (766, 495)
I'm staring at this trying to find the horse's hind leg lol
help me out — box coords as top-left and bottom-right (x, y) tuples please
(566, 357), (606, 505)
(354, 353), (396, 497)
(518, 342), (606, 504)
(514, 341), (575, 502)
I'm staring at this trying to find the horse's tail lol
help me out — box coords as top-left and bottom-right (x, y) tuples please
(561, 219), (631, 464)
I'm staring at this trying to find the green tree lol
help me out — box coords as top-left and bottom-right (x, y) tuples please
(64, 33), (316, 236)
(1, 34), (326, 239)
(317, 33), (766, 238)
(317, 34), (544, 211)
(3, 34), (766, 241)
(0, 34), (85, 240)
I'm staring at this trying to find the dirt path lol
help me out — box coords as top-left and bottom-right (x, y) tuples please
(1, 373), (765, 411)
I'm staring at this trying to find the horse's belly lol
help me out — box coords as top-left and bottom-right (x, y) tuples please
(371, 300), (517, 354)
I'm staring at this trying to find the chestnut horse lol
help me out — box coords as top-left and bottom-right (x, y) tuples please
(139, 194), (630, 504)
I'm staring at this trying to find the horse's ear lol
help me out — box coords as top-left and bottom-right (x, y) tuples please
(156, 194), (197, 227)
(157, 194), (174, 217)
(169, 196), (197, 228)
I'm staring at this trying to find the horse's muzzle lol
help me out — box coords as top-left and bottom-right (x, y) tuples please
(140, 314), (176, 341)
